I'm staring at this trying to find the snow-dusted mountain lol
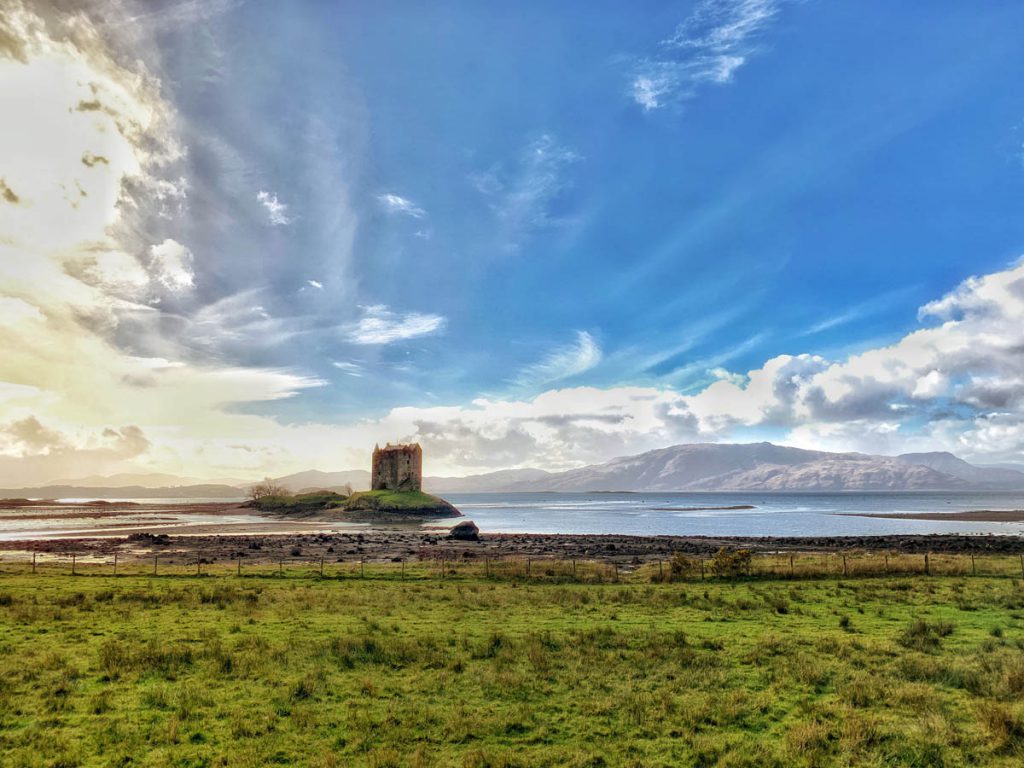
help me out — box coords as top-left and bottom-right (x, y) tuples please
(12, 443), (1024, 499)
(895, 452), (1024, 487)
(502, 443), (1024, 492)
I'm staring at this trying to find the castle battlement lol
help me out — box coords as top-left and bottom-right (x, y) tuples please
(371, 443), (423, 491)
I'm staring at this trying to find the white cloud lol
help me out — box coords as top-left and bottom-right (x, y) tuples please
(472, 134), (580, 249)
(632, 0), (782, 111)
(148, 238), (194, 292)
(515, 331), (603, 388)
(678, 259), (1024, 457)
(631, 72), (678, 112)
(377, 193), (426, 219)
(343, 304), (446, 345)
(0, 2), (330, 485)
(332, 361), (363, 377)
(377, 386), (699, 472)
(307, 280), (323, 290)
(256, 189), (290, 225)
(0, 296), (44, 326)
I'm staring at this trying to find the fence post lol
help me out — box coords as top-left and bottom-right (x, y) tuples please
(1019, 554), (1023, 579)
(790, 554), (794, 577)
(32, 552), (36, 575)
(572, 559), (577, 579)
(842, 554), (847, 577)
(401, 558), (405, 580)
(153, 554), (158, 576)
(71, 553), (76, 576)
(237, 558), (242, 577)
(659, 560), (664, 580)
(924, 552), (930, 576)
(614, 563), (619, 582)
(884, 554), (889, 574)
(196, 559), (201, 577)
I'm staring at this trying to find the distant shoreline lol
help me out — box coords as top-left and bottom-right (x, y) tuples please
(841, 509), (1024, 523)
(651, 505), (756, 512)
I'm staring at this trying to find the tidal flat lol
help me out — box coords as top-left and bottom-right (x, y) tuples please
(2, 567), (1024, 766)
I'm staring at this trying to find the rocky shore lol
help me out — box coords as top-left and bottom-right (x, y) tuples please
(3, 530), (1024, 565)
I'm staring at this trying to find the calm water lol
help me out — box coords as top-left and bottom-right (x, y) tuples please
(445, 492), (1024, 537)
(7, 491), (1024, 539)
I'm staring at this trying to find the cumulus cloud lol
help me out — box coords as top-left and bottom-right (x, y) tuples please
(343, 304), (446, 345)
(377, 193), (425, 219)
(256, 189), (290, 225)
(148, 238), (194, 292)
(0, 2), (328, 484)
(379, 386), (701, 471)
(631, 0), (782, 111)
(680, 259), (1024, 459)
(0, 417), (152, 485)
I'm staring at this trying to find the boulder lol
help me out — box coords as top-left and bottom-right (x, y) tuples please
(448, 520), (480, 541)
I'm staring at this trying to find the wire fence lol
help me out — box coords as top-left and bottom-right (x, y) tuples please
(1, 549), (1024, 582)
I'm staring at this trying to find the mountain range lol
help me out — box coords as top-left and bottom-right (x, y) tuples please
(5, 443), (1023, 499)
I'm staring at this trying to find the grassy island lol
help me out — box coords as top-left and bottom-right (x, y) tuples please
(342, 489), (461, 518)
(248, 491), (349, 514)
(248, 489), (461, 519)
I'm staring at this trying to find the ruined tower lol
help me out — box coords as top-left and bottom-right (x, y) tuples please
(371, 443), (423, 491)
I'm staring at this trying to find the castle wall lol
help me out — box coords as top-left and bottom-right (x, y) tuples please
(371, 444), (422, 491)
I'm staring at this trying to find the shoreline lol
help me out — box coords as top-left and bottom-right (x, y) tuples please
(2, 501), (1024, 561)
(841, 509), (1024, 522)
(2, 530), (1024, 563)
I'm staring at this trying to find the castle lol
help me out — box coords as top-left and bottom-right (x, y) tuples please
(371, 443), (423, 491)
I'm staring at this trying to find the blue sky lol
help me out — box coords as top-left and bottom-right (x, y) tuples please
(184, 0), (1023, 414)
(3, 0), (1024, 480)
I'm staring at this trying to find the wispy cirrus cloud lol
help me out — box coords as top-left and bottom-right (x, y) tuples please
(377, 193), (426, 219)
(343, 304), (446, 345)
(631, 0), (783, 111)
(332, 361), (363, 377)
(256, 189), (290, 225)
(800, 287), (917, 337)
(515, 331), (602, 388)
(471, 134), (580, 249)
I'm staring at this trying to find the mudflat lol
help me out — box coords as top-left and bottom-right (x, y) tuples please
(4, 501), (1024, 565)
(842, 510), (1024, 523)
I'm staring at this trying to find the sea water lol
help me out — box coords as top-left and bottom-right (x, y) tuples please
(445, 491), (1024, 537)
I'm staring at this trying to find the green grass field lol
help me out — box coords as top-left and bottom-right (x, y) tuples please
(2, 567), (1024, 767)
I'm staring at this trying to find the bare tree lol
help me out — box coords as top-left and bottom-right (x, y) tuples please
(248, 479), (289, 502)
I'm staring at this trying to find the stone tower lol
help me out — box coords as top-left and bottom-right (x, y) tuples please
(371, 443), (423, 491)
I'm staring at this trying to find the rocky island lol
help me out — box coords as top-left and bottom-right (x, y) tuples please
(343, 488), (460, 519)
(247, 442), (462, 521)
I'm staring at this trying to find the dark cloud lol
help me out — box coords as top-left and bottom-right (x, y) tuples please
(408, 419), (539, 468)
(0, 178), (20, 204)
(0, 419), (151, 485)
(81, 152), (110, 167)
